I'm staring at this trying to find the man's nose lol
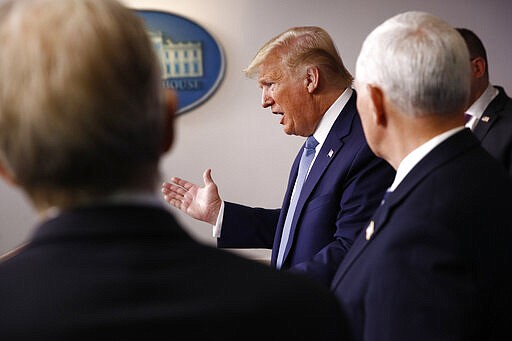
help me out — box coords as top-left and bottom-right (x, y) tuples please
(261, 90), (274, 108)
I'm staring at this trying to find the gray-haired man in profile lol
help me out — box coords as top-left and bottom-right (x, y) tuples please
(331, 11), (512, 341)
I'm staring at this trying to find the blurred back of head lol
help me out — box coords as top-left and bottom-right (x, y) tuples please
(0, 0), (167, 209)
(356, 11), (471, 117)
(244, 26), (353, 89)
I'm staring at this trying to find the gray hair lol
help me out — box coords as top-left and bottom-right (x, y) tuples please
(356, 11), (470, 117)
(0, 0), (165, 208)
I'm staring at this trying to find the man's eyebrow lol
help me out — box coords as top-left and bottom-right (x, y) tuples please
(259, 70), (282, 84)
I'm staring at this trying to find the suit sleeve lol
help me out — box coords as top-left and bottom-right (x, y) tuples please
(217, 202), (280, 249)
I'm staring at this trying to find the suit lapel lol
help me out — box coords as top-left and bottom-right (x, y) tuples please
(473, 87), (507, 140)
(298, 92), (357, 211)
(331, 129), (480, 288)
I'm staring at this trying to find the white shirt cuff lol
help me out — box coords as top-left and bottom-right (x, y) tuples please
(212, 201), (224, 238)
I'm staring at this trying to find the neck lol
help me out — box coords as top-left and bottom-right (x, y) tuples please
(317, 86), (346, 113)
(386, 113), (463, 169)
(470, 80), (490, 105)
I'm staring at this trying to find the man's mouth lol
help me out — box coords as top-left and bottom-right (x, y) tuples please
(273, 111), (284, 124)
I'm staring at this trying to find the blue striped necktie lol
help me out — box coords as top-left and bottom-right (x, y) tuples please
(276, 135), (319, 269)
(380, 188), (393, 206)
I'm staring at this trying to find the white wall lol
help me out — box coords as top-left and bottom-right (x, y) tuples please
(1, 0), (511, 260)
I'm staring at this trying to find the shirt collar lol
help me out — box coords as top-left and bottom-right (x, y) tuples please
(389, 126), (465, 191)
(466, 84), (499, 119)
(312, 87), (353, 146)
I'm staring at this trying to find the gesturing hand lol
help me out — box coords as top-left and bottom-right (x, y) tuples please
(161, 168), (222, 225)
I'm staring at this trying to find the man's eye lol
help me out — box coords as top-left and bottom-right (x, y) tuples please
(260, 82), (274, 90)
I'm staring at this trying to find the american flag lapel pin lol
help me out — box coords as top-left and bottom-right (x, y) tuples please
(328, 149), (334, 158)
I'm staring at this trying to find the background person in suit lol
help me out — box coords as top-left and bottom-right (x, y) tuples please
(0, 0), (345, 339)
(330, 11), (512, 341)
(162, 26), (394, 286)
(456, 27), (512, 176)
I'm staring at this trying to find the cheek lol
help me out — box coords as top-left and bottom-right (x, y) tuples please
(356, 93), (374, 126)
(356, 95), (368, 115)
(359, 112), (382, 157)
(356, 101), (374, 141)
(273, 86), (287, 106)
(360, 119), (378, 155)
(359, 114), (371, 138)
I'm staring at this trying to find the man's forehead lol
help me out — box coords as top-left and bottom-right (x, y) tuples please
(258, 62), (284, 83)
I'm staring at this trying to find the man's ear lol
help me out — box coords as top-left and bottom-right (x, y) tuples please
(471, 57), (486, 79)
(304, 66), (320, 94)
(368, 85), (387, 127)
(161, 88), (177, 154)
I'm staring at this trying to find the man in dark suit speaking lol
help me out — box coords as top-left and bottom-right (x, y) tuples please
(331, 11), (512, 341)
(162, 26), (394, 286)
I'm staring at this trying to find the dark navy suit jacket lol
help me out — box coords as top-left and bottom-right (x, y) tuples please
(218, 91), (395, 286)
(0, 204), (344, 340)
(473, 86), (512, 176)
(331, 129), (512, 341)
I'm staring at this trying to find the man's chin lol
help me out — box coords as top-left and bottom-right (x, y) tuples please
(281, 126), (294, 135)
